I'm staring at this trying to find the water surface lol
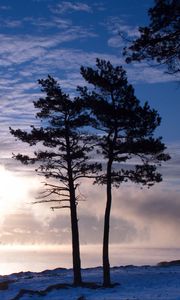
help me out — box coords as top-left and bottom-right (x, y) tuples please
(0, 244), (179, 275)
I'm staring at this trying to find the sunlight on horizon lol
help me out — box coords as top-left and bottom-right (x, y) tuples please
(0, 243), (179, 275)
(0, 165), (40, 218)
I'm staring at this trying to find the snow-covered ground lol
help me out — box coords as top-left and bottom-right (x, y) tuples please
(0, 265), (180, 300)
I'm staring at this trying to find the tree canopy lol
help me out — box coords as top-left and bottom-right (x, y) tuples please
(124, 0), (180, 75)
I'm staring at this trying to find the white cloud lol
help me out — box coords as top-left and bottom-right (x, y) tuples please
(50, 1), (92, 14)
(0, 19), (22, 28)
(93, 2), (106, 11)
(23, 16), (73, 30)
(126, 63), (177, 84)
(0, 175), (179, 247)
(0, 5), (10, 11)
(0, 136), (179, 247)
(105, 16), (140, 49)
(0, 40), (177, 182)
(0, 26), (97, 68)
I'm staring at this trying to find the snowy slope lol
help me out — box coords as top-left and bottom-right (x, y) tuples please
(0, 265), (180, 300)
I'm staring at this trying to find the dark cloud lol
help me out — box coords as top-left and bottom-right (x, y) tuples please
(0, 213), (44, 244)
(0, 209), (138, 245)
(113, 184), (180, 239)
(79, 215), (138, 244)
(130, 192), (180, 226)
(0, 178), (179, 247)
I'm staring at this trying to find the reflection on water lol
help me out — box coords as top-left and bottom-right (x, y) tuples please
(0, 244), (179, 275)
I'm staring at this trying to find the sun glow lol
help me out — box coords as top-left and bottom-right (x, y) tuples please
(0, 165), (36, 216)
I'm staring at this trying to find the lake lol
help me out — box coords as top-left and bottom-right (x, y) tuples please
(0, 244), (179, 275)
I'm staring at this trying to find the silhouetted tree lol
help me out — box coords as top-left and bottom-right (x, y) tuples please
(79, 59), (170, 287)
(10, 75), (100, 286)
(124, 0), (180, 75)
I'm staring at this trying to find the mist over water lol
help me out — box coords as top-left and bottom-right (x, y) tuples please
(0, 245), (179, 275)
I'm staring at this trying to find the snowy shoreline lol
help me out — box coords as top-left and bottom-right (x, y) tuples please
(0, 263), (180, 300)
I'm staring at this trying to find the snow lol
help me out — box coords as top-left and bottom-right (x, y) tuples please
(0, 265), (180, 300)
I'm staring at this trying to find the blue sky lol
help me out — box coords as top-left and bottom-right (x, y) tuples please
(0, 0), (179, 142)
(0, 0), (180, 264)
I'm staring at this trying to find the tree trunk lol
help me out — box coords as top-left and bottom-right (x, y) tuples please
(69, 180), (82, 285)
(65, 126), (82, 286)
(103, 159), (112, 287)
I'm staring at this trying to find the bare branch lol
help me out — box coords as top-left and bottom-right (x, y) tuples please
(32, 199), (70, 204)
(51, 205), (70, 210)
(42, 182), (69, 191)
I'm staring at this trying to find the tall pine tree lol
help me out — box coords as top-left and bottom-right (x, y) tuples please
(79, 59), (170, 287)
(10, 75), (100, 286)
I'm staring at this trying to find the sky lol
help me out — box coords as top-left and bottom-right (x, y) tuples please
(0, 0), (180, 270)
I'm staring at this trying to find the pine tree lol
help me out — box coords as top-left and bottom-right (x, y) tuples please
(124, 0), (180, 75)
(79, 59), (170, 287)
(10, 75), (100, 286)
